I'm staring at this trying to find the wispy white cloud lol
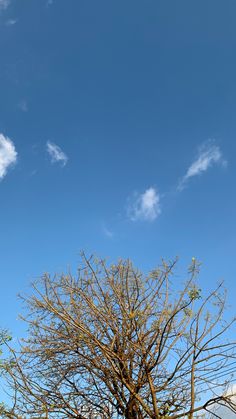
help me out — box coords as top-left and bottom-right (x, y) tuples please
(0, 134), (17, 180)
(178, 142), (226, 191)
(6, 18), (17, 26)
(0, 0), (10, 10)
(102, 225), (114, 239)
(128, 187), (161, 222)
(18, 100), (28, 112)
(46, 141), (68, 167)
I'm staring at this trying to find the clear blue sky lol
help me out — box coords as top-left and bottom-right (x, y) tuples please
(0, 0), (236, 337)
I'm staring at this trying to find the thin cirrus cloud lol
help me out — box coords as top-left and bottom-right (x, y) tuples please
(6, 18), (17, 26)
(178, 142), (226, 191)
(102, 225), (114, 239)
(0, 134), (17, 180)
(18, 100), (28, 112)
(128, 187), (161, 222)
(0, 0), (10, 10)
(46, 141), (68, 167)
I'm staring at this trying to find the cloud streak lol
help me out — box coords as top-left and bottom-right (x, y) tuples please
(46, 141), (68, 167)
(102, 225), (114, 238)
(128, 187), (161, 222)
(6, 18), (17, 26)
(0, 134), (17, 180)
(178, 143), (226, 191)
(0, 0), (10, 10)
(18, 100), (28, 112)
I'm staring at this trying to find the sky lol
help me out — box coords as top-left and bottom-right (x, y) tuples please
(0, 0), (236, 361)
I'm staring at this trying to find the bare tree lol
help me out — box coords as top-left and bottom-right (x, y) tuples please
(2, 255), (236, 418)
(0, 330), (12, 416)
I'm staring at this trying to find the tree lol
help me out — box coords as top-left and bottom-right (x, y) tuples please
(2, 254), (236, 418)
(0, 330), (12, 417)
(0, 329), (11, 362)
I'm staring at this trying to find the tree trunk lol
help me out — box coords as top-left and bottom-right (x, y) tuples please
(125, 399), (138, 419)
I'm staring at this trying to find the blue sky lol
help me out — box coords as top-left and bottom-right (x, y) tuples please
(0, 0), (236, 338)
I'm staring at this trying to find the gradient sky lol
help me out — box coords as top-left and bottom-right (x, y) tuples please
(0, 0), (236, 356)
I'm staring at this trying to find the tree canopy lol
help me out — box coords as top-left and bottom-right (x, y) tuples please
(2, 255), (236, 418)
